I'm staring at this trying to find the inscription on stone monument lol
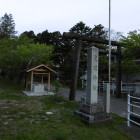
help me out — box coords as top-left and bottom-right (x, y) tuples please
(86, 47), (99, 104)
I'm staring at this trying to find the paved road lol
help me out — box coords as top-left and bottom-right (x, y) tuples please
(61, 88), (127, 118)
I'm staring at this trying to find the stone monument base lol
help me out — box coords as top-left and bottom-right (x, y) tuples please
(74, 103), (111, 124)
(74, 110), (111, 124)
(80, 103), (103, 114)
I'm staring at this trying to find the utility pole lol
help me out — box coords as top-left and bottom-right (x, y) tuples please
(109, 0), (111, 87)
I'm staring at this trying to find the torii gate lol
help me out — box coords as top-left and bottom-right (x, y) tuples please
(63, 32), (122, 101)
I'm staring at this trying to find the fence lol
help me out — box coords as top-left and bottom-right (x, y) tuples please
(98, 81), (140, 94)
(121, 83), (135, 94)
(127, 94), (140, 127)
(98, 81), (116, 94)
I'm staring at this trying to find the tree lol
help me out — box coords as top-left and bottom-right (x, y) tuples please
(69, 23), (109, 81)
(110, 30), (122, 41)
(104, 28), (122, 41)
(68, 22), (109, 100)
(62, 22), (92, 89)
(69, 21), (92, 35)
(30, 22), (113, 91)
(21, 30), (36, 41)
(36, 30), (51, 44)
(0, 35), (53, 82)
(90, 24), (108, 39)
(69, 21), (92, 72)
(121, 30), (140, 75)
(0, 13), (17, 38)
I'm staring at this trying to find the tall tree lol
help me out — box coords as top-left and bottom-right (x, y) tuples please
(69, 23), (109, 81)
(69, 21), (92, 35)
(65, 22), (91, 86)
(67, 22), (111, 100)
(0, 13), (17, 38)
(121, 30), (140, 75)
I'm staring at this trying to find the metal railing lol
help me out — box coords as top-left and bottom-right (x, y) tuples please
(98, 81), (116, 94)
(98, 81), (140, 94)
(127, 94), (140, 127)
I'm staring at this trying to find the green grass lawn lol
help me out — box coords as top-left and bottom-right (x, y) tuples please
(0, 77), (134, 140)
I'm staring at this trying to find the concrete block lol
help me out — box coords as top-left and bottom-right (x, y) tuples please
(32, 84), (44, 92)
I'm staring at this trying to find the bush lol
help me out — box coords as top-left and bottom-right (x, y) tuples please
(53, 81), (62, 94)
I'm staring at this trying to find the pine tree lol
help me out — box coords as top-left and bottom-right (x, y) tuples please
(0, 13), (17, 38)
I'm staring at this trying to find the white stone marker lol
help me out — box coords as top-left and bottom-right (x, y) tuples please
(86, 47), (99, 104)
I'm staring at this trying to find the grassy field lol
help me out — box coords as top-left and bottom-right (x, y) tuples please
(0, 78), (134, 140)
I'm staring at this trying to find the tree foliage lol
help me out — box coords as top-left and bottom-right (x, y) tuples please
(90, 24), (108, 39)
(121, 30), (140, 75)
(0, 35), (53, 81)
(69, 22), (109, 81)
(69, 21), (92, 35)
(0, 13), (17, 39)
(21, 31), (36, 41)
(20, 22), (112, 83)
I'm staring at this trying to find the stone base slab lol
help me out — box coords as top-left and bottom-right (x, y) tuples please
(80, 103), (103, 114)
(74, 110), (111, 124)
(23, 91), (55, 96)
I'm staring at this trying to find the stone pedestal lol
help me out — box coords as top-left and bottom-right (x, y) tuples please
(75, 100), (111, 124)
(74, 110), (111, 124)
(74, 47), (111, 124)
(80, 103), (103, 114)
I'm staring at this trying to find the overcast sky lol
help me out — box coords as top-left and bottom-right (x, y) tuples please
(1, 0), (140, 36)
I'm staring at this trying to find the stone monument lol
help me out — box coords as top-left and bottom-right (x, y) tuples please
(74, 46), (111, 124)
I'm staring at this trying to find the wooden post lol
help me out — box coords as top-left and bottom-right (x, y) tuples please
(41, 75), (44, 84)
(116, 46), (122, 98)
(48, 73), (50, 91)
(30, 71), (33, 91)
(69, 39), (82, 101)
(26, 75), (28, 90)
